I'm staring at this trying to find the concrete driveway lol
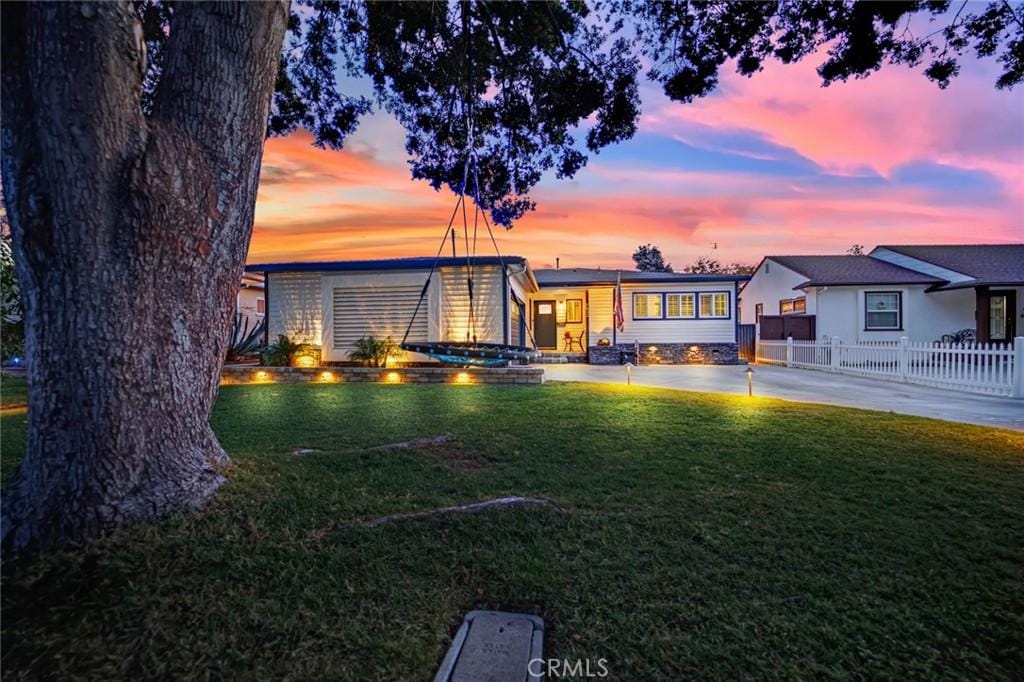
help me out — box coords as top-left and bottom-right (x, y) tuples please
(542, 363), (1024, 431)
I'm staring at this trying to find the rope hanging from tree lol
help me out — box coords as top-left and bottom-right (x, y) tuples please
(399, 118), (540, 366)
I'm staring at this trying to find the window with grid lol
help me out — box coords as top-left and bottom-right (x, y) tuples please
(665, 293), (695, 319)
(699, 293), (729, 318)
(633, 293), (662, 319)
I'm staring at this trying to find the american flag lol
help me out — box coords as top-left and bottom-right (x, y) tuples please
(613, 270), (624, 332)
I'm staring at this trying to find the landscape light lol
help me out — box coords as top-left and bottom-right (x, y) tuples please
(745, 367), (754, 396)
(255, 370), (269, 382)
(455, 371), (471, 384)
(320, 371), (334, 382)
(293, 353), (316, 368)
(385, 371), (401, 383)
(624, 362), (633, 385)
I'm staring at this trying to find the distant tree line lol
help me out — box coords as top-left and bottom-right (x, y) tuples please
(632, 244), (755, 275)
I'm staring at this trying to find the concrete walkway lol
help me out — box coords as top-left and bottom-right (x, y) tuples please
(542, 363), (1024, 431)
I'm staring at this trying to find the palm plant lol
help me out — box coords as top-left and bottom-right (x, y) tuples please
(348, 336), (401, 367)
(262, 335), (312, 367)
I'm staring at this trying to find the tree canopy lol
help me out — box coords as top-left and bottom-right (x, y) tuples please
(632, 243), (673, 272)
(136, 0), (1023, 227)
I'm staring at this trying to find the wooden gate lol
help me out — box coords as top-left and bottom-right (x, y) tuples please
(737, 324), (756, 361)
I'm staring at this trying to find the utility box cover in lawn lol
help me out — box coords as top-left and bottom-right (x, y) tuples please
(434, 610), (544, 682)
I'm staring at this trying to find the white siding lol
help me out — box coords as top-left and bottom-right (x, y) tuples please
(267, 271), (321, 344)
(508, 268), (532, 346)
(617, 282), (736, 344)
(587, 287), (615, 347)
(816, 285), (976, 342)
(440, 265), (504, 343)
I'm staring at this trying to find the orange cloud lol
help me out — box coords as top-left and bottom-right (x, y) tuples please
(251, 61), (1022, 270)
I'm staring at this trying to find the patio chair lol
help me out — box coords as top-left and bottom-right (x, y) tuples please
(570, 331), (585, 352)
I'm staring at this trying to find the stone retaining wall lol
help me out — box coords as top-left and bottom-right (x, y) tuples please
(221, 365), (545, 385)
(588, 343), (741, 365)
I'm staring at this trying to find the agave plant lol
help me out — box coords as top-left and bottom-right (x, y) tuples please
(348, 335), (402, 367)
(226, 314), (266, 362)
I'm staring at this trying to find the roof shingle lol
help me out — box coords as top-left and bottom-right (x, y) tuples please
(768, 256), (943, 288)
(876, 244), (1024, 288)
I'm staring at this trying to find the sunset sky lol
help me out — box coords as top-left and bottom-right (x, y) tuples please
(250, 49), (1023, 271)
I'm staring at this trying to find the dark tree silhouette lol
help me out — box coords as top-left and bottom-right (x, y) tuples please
(632, 244), (673, 272)
(626, 1), (1024, 102)
(847, 244), (866, 256)
(2, 0), (1020, 553)
(682, 258), (755, 275)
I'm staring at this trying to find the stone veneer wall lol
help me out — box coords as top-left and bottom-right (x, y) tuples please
(588, 343), (741, 365)
(221, 365), (544, 385)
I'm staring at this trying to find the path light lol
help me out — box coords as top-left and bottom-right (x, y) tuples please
(385, 371), (401, 384)
(624, 361), (633, 386)
(319, 371), (334, 382)
(455, 371), (472, 384)
(745, 367), (754, 396)
(254, 370), (269, 382)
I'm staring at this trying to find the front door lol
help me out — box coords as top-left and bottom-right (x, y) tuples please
(989, 290), (1017, 342)
(533, 300), (557, 349)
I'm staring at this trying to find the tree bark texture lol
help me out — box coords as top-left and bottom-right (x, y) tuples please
(0, 1), (289, 554)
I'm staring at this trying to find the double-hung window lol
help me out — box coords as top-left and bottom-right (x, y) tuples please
(565, 299), (583, 324)
(699, 292), (729, 318)
(633, 293), (662, 319)
(665, 293), (695, 319)
(864, 292), (901, 330)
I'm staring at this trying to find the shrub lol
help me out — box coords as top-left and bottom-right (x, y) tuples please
(262, 335), (313, 367)
(348, 336), (402, 367)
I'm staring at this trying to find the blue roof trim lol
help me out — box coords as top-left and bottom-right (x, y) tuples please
(247, 256), (526, 273)
(538, 275), (750, 287)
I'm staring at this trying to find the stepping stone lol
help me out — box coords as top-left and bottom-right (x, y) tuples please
(434, 610), (544, 682)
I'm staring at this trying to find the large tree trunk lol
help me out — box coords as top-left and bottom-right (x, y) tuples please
(0, 1), (288, 554)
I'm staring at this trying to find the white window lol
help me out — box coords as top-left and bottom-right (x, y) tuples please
(865, 292), (901, 330)
(565, 299), (583, 324)
(665, 293), (695, 319)
(633, 293), (662, 319)
(699, 293), (729, 318)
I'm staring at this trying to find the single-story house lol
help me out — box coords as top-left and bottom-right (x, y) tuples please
(740, 244), (1024, 344)
(246, 257), (749, 364)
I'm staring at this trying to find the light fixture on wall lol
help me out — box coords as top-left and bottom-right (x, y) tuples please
(556, 300), (567, 325)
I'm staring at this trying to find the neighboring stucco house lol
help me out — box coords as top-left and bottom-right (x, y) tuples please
(740, 244), (1024, 344)
(236, 271), (265, 329)
(246, 257), (749, 364)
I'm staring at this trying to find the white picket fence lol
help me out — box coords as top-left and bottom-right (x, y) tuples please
(756, 336), (1024, 398)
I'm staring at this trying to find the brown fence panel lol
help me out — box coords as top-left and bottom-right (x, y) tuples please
(759, 315), (816, 341)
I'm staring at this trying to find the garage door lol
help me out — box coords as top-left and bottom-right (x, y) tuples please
(332, 286), (428, 351)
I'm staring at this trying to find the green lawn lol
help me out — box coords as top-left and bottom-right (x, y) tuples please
(3, 382), (1023, 679)
(0, 375), (28, 408)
